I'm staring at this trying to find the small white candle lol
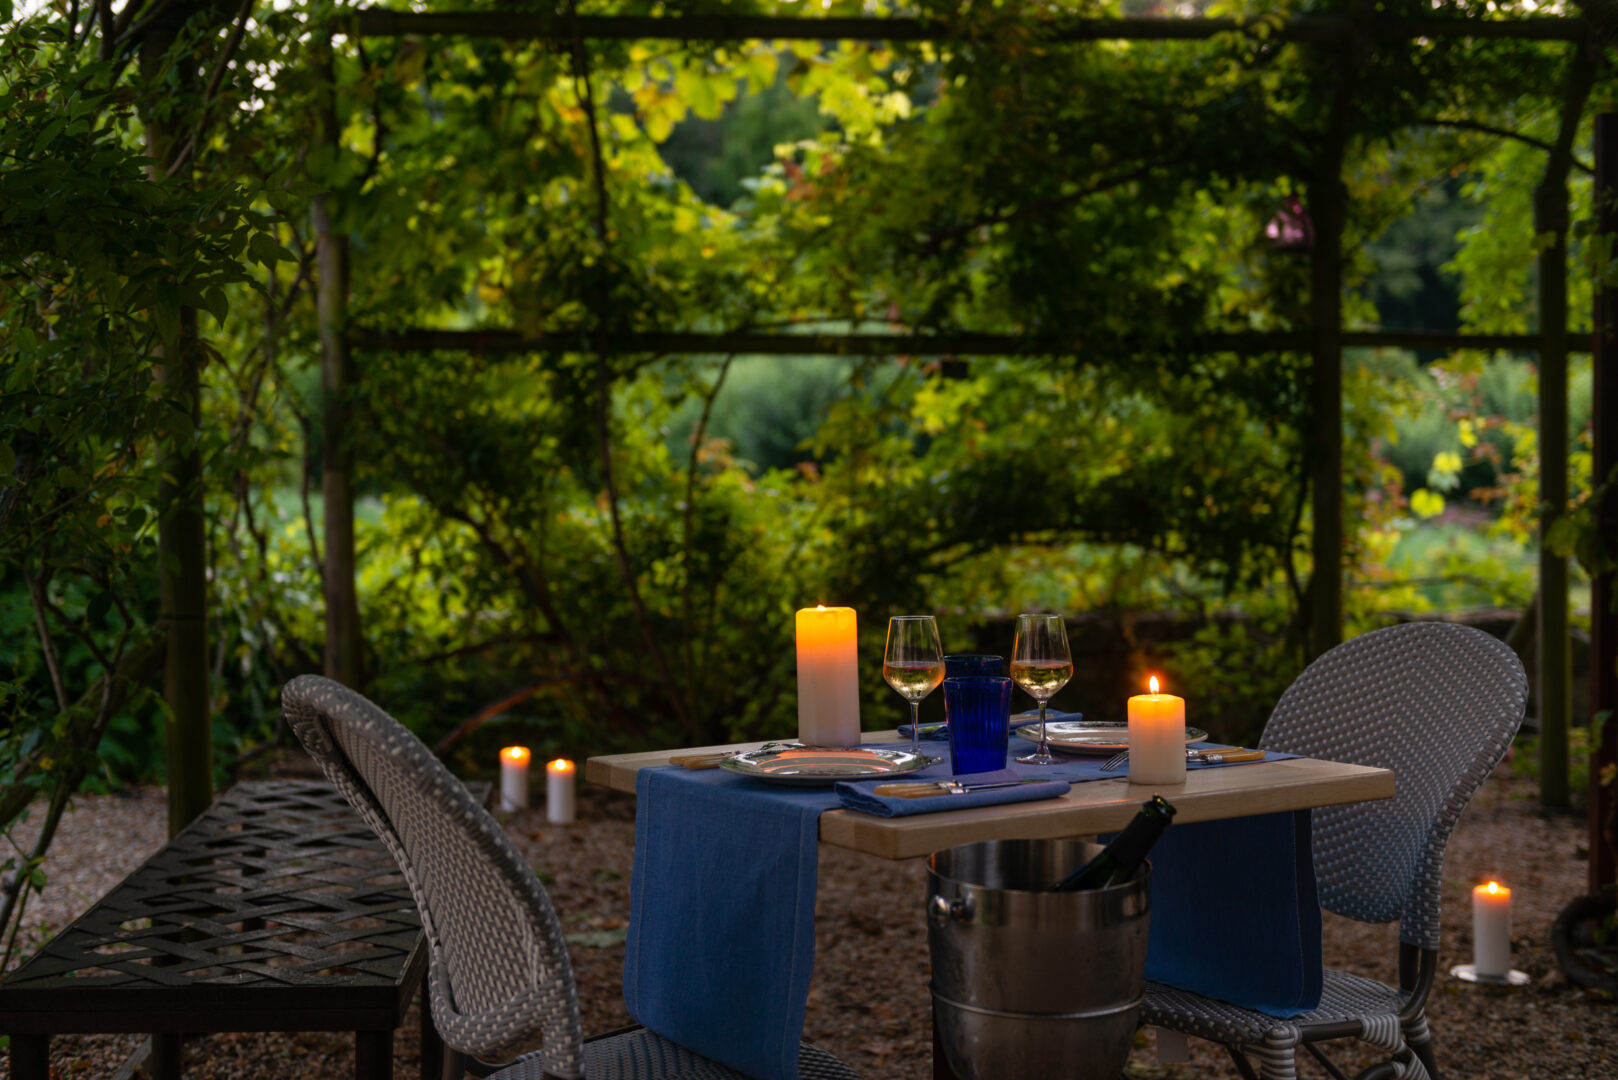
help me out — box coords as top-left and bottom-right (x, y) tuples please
(500, 746), (531, 811)
(1473, 880), (1512, 977)
(1127, 676), (1186, 786)
(547, 758), (577, 824)
(795, 605), (861, 748)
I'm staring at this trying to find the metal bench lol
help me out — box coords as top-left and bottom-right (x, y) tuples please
(0, 778), (486, 1080)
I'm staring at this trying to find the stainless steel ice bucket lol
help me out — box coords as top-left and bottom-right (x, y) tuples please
(927, 839), (1150, 1080)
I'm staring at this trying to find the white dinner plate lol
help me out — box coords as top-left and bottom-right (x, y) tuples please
(1014, 719), (1209, 754)
(719, 745), (934, 786)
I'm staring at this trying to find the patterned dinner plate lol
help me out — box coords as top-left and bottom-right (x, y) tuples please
(719, 745), (933, 786)
(1014, 719), (1209, 754)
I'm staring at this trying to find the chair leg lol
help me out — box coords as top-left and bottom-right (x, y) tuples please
(1224, 1043), (1261, 1080)
(1305, 1041), (1354, 1080)
(1252, 1030), (1301, 1080)
(1402, 1011), (1438, 1080)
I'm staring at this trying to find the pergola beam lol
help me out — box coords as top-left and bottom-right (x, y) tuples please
(350, 11), (1593, 44)
(347, 327), (1593, 358)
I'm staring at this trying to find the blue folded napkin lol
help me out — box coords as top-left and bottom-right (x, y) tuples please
(1129, 810), (1323, 1017)
(898, 710), (1080, 740)
(625, 762), (837, 1080)
(835, 767), (1071, 817)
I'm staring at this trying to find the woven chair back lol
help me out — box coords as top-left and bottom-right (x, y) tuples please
(282, 675), (584, 1074)
(1259, 622), (1527, 950)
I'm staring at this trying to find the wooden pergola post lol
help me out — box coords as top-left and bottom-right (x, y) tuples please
(1535, 43), (1597, 809)
(141, 15), (213, 835)
(1590, 111), (1617, 896)
(1305, 34), (1358, 661)
(314, 34), (365, 689)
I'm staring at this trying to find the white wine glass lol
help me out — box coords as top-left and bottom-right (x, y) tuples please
(884, 616), (945, 756)
(1010, 613), (1072, 765)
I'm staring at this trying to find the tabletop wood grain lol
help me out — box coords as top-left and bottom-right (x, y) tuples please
(585, 731), (1395, 860)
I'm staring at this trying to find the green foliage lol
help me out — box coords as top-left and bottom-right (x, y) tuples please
(1, 17), (276, 961)
(1, 6), (1611, 931)
(657, 71), (828, 207)
(1156, 609), (1303, 749)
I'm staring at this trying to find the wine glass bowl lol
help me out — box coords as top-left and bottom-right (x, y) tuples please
(884, 616), (945, 756)
(1009, 613), (1072, 766)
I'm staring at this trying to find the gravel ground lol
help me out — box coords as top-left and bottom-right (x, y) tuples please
(3, 761), (1614, 1079)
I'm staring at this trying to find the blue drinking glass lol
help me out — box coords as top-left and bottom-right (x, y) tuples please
(944, 654), (1003, 678)
(943, 676), (1013, 775)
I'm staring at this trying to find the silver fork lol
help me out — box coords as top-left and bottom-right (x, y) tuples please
(1100, 750), (1130, 772)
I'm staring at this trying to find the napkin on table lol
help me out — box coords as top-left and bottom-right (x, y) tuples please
(835, 768), (1070, 817)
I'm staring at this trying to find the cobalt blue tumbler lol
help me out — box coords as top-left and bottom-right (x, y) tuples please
(942, 676), (1013, 775)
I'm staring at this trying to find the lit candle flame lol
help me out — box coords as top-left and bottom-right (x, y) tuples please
(1484, 880), (1503, 894)
(501, 746), (531, 764)
(550, 758), (574, 772)
(1149, 675), (1160, 695)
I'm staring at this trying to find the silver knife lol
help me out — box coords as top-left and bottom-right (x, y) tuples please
(870, 778), (1056, 799)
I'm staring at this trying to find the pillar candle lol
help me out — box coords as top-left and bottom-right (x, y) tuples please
(795, 605), (861, 748)
(547, 759), (577, 824)
(499, 746), (531, 811)
(1127, 676), (1186, 785)
(1472, 880), (1512, 977)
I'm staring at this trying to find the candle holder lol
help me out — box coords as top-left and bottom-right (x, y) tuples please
(1447, 964), (1530, 986)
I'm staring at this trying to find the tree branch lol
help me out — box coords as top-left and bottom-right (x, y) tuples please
(681, 354), (737, 719)
(1412, 116), (1594, 175)
(431, 676), (588, 755)
(24, 574), (70, 714)
(0, 635), (159, 846)
(571, 10), (688, 731)
(167, 0), (256, 178)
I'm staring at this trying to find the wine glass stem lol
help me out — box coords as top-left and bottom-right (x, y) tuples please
(909, 701), (921, 756)
(1037, 700), (1050, 757)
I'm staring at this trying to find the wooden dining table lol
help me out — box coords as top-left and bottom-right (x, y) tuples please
(586, 729), (1394, 859)
(586, 730), (1395, 1078)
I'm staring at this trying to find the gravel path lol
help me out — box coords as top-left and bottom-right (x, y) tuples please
(3, 765), (1613, 1079)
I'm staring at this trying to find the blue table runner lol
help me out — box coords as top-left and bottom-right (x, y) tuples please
(624, 744), (1320, 1080)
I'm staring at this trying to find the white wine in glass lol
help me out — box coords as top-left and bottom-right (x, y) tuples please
(1010, 613), (1072, 765)
(884, 616), (945, 756)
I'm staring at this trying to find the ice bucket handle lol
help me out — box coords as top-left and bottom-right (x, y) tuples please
(929, 893), (973, 928)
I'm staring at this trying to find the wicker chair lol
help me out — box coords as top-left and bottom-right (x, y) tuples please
(1140, 622), (1528, 1080)
(282, 675), (861, 1080)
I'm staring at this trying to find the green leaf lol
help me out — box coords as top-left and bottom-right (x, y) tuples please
(0, 443), (15, 475)
(564, 928), (627, 949)
(32, 116), (64, 155)
(248, 232), (291, 267)
(86, 591), (113, 626)
(202, 286), (228, 326)
(1545, 516), (1581, 558)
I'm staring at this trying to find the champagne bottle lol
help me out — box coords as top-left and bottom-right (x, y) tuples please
(1048, 795), (1176, 892)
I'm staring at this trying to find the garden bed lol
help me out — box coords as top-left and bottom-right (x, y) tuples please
(3, 759), (1613, 1079)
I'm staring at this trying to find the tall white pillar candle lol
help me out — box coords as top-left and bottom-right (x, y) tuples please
(500, 746), (531, 811)
(795, 605), (862, 748)
(1472, 880), (1512, 977)
(547, 759), (577, 824)
(1127, 676), (1187, 785)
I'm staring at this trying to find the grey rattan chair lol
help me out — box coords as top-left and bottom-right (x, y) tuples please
(282, 675), (861, 1080)
(1140, 622), (1528, 1080)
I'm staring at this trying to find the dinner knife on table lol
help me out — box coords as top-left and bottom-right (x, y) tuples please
(869, 778), (1055, 799)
